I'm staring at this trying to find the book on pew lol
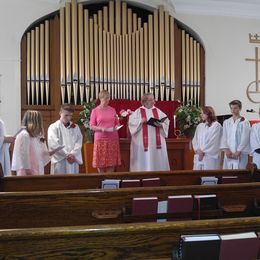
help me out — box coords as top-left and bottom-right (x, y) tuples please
(157, 200), (167, 222)
(219, 232), (259, 260)
(121, 179), (141, 188)
(167, 195), (193, 220)
(142, 178), (161, 187)
(221, 176), (239, 184)
(200, 176), (218, 185)
(146, 116), (167, 127)
(101, 179), (121, 189)
(178, 234), (221, 260)
(132, 197), (158, 219)
(193, 194), (218, 210)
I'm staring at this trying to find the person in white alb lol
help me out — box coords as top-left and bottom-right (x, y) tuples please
(192, 106), (222, 170)
(220, 100), (251, 169)
(250, 122), (260, 168)
(128, 93), (170, 172)
(0, 119), (15, 176)
(48, 104), (83, 174)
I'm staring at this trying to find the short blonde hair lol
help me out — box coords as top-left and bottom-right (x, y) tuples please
(22, 110), (44, 137)
(141, 93), (154, 105)
(99, 90), (110, 99)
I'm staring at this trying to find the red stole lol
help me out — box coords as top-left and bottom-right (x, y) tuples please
(140, 107), (162, 152)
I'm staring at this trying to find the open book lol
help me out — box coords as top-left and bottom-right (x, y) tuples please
(146, 116), (167, 127)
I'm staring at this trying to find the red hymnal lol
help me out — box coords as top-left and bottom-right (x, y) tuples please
(167, 195), (193, 220)
(132, 197), (158, 217)
(121, 179), (141, 188)
(219, 232), (259, 260)
(142, 178), (161, 187)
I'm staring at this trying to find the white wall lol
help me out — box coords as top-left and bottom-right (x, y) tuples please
(0, 0), (260, 134)
(175, 13), (260, 119)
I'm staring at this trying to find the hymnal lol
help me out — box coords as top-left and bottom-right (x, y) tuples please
(179, 234), (220, 260)
(115, 125), (123, 131)
(219, 232), (259, 260)
(101, 179), (121, 189)
(201, 176), (218, 185)
(146, 116), (167, 127)
(193, 194), (218, 210)
(167, 195), (193, 220)
(121, 179), (141, 188)
(142, 177), (161, 187)
(221, 176), (239, 184)
(132, 197), (158, 217)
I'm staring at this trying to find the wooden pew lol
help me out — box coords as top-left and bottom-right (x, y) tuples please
(0, 217), (259, 259)
(0, 168), (259, 192)
(0, 182), (259, 229)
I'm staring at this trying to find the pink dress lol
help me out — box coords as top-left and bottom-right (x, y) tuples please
(90, 106), (121, 168)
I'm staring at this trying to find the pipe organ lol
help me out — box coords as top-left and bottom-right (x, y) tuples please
(22, 0), (205, 109)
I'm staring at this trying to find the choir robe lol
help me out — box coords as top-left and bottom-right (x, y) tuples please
(250, 123), (260, 168)
(11, 130), (50, 175)
(0, 120), (11, 176)
(192, 121), (222, 170)
(220, 117), (251, 169)
(48, 120), (83, 174)
(128, 106), (170, 172)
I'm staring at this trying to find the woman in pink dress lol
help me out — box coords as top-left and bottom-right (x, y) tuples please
(11, 110), (50, 176)
(90, 90), (121, 173)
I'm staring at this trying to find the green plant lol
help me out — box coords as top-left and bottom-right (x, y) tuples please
(175, 101), (202, 138)
(78, 100), (96, 143)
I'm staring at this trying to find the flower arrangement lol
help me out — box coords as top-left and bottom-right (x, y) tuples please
(174, 101), (202, 138)
(78, 100), (96, 143)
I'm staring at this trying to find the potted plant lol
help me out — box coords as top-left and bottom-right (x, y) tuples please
(78, 100), (96, 173)
(174, 101), (202, 138)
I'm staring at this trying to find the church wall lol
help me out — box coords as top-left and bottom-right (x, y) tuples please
(0, 0), (259, 133)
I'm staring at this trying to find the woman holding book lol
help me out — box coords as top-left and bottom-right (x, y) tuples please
(89, 90), (121, 173)
(128, 93), (170, 171)
(192, 106), (222, 170)
(11, 110), (50, 175)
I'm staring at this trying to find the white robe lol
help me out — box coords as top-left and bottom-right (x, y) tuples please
(250, 123), (260, 169)
(0, 120), (11, 176)
(48, 120), (83, 174)
(128, 106), (170, 172)
(220, 117), (251, 169)
(192, 121), (222, 170)
(11, 130), (50, 175)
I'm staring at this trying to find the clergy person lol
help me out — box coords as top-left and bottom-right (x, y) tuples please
(250, 122), (260, 168)
(128, 93), (170, 171)
(220, 100), (251, 169)
(192, 106), (222, 170)
(0, 119), (15, 176)
(48, 104), (83, 174)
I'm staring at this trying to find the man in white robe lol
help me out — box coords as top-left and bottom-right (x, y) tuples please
(250, 123), (260, 168)
(192, 119), (222, 170)
(128, 93), (170, 172)
(220, 100), (251, 169)
(48, 104), (83, 174)
(0, 119), (15, 176)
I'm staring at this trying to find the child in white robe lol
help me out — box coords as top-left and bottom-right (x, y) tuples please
(250, 122), (260, 168)
(11, 110), (50, 175)
(192, 106), (222, 170)
(0, 119), (15, 176)
(48, 104), (83, 174)
(220, 100), (251, 169)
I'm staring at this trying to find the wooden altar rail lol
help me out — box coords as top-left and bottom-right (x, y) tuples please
(84, 138), (194, 173)
(0, 168), (259, 192)
(0, 217), (259, 259)
(0, 182), (259, 229)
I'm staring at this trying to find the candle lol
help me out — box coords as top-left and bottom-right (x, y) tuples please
(173, 115), (176, 128)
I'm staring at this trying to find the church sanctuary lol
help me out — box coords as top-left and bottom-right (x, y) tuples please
(1, 0), (260, 258)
